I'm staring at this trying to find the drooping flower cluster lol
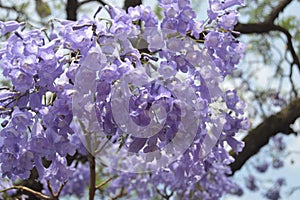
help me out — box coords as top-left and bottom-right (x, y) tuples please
(0, 0), (247, 199)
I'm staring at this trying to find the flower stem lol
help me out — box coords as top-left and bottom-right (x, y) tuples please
(88, 152), (96, 200)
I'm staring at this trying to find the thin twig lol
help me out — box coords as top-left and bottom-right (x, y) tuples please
(46, 180), (55, 198)
(88, 152), (96, 200)
(55, 181), (67, 198)
(78, 0), (107, 7)
(288, 186), (300, 196)
(265, 0), (292, 23)
(110, 187), (127, 200)
(155, 187), (173, 200)
(96, 177), (113, 190)
(0, 186), (52, 200)
(289, 64), (298, 97)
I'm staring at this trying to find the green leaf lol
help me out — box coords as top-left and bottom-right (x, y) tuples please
(35, 0), (51, 18)
(154, 4), (163, 20)
(279, 16), (297, 30)
(0, 79), (11, 87)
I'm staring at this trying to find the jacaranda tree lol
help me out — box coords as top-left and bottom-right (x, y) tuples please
(0, 0), (299, 199)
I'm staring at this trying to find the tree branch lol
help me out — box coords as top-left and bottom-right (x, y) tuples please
(88, 152), (96, 200)
(96, 177), (113, 190)
(66, 0), (78, 20)
(0, 186), (52, 200)
(235, 22), (300, 72)
(273, 24), (300, 70)
(0, 3), (26, 15)
(110, 187), (127, 200)
(230, 98), (300, 174)
(78, 0), (107, 7)
(66, 0), (107, 21)
(265, 0), (292, 23)
(234, 0), (300, 73)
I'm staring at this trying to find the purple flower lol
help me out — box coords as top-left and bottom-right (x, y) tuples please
(29, 92), (43, 109)
(128, 6), (141, 21)
(208, 0), (244, 21)
(174, 55), (189, 73)
(100, 64), (120, 83)
(159, 0), (175, 6)
(178, 0), (191, 9)
(254, 162), (269, 173)
(221, 0), (244, 10)
(0, 1), (247, 199)
(0, 21), (20, 35)
(272, 158), (284, 169)
(191, 20), (204, 39)
(0, 153), (17, 179)
(14, 151), (34, 179)
(230, 184), (244, 196)
(205, 31), (221, 48)
(11, 107), (33, 131)
(145, 29), (165, 51)
(225, 90), (245, 114)
(44, 154), (74, 182)
(161, 18), (178, 32)
(128, 137), (147, 153)
(272, 134), (286, 151)
(59, 163), (90, 198)
(218, 10), (238, 30)
(226, 136), (244, 153)
(265, 188), (280, 200)
(245, 175), (258, 191)
(158, 61), (177, 78)
(177, 19), (189, 34)
(208, 0), (222, 20)
(9, 69), (33, 92)
(179, 7), (196, 22)
(276, 178), (286, 187)
(166, 37), (183, 52)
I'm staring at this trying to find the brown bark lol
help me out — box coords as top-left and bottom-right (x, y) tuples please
(230, 98), (300, 174)
(66, 0), (78, 20)
(230, 0), (300, 174)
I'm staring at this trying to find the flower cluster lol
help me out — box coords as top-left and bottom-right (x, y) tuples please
(0, 0), (247, 199)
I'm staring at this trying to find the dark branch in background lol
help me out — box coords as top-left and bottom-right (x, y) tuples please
(234, 0), (300, 73)
(231, 0), (300, 173)
(123, 0), (142, 11)
(265, 0), (292, 23)
(78, 0), (107, 7)
(66, 0), (78, 20)
(66, 0), (107, 21)
(273, 25), (300, 71)
(230, 98), (300, 174)
(235, 23), (300, 72)
(15, 168), (43, 200)
(0, 3), (21, 12)
(0, 3), (27, 21)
